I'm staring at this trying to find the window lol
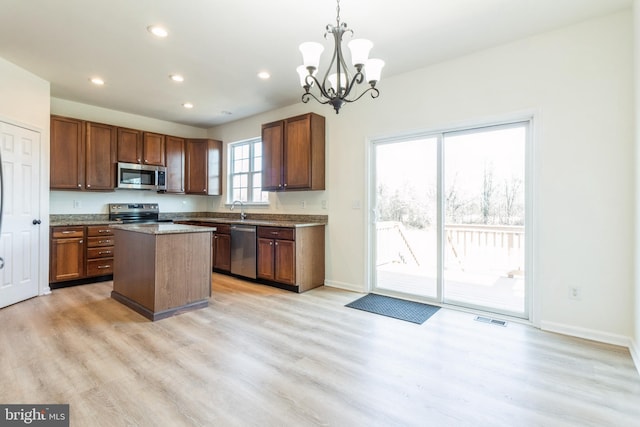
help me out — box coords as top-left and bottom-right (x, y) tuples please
(228, 138), (268, 203)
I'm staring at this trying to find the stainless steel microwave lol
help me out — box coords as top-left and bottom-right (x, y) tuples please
(117, 162), (167, 191)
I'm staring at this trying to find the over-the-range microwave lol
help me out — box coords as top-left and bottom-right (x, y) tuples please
(117, 162), (167, 191)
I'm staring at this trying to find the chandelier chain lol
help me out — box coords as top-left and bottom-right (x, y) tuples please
(336, 0), (341, 25)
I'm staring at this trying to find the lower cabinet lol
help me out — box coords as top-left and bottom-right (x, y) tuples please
(213, 224), (231, 272)
(257, 227), (295, 285)
(50, 226), (85, 282)
(257, 225), (324, 292)
(50, 225), (115, 286)
(86, 225), (115, 277)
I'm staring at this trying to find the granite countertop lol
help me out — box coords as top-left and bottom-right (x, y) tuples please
(173, 217), (326, 228)
(111, 223), (217, 235)
(50, 219), (122, 227)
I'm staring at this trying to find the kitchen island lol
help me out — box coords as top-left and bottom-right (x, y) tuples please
(111, 223), (216, 321)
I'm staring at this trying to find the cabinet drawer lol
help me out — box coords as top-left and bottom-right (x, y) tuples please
(257, 227), (295, 240)
(52, 227), (84, 238)
(87, 258), (113, 276)
(213, 224), (230, 234)
(87, 225), (114, 236)
(87, 247), (114, 259)
(87, 236), (115, 247)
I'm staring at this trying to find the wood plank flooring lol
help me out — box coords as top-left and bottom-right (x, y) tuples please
(1, 273), (639, 426)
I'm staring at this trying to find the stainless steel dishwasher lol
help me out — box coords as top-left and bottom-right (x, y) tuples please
(230, 224), (257, 279)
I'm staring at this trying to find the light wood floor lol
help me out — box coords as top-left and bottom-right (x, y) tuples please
(1, 274), (639, 426)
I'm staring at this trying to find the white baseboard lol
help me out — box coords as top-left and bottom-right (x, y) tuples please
(540, 321), (631, 347)
(323, 279), (364, 293)
(630, 339), (640, 377)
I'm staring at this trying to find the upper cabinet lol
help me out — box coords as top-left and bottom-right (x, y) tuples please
(85, 122), (117, 190)
(117, 128), (165, 166)
(165, 135), (186, 193)
(185, 139), (222, 195)
(51, 115), (84, 190)
(143, 132), (165, 166)
(50, 116), (116, 191)
(261, 113), (325, 191)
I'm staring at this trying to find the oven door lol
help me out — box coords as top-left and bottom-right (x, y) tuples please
(117, 162), (159, 190)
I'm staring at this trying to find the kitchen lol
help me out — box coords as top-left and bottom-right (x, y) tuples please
(1, 0), (640, 425)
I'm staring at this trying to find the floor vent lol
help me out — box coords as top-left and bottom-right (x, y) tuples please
(474, 316), (507, 327)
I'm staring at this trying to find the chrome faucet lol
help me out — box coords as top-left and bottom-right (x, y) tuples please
(231, 200), (247, 220)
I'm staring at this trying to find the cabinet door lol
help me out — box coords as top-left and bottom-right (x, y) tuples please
(50, 237), (85, 282)
(261, 121), (284, 191)
(214, 233), (231, 271)
(257, 238), (275, 280)
(165, 136), (185, 193)
(275, 239), (295, 285)
(85, 122), (116, 190)
(50, 116), (84, 190)
(185, 139), (207, 194)
(117, 127), (142, 164)
(143, 132), (165, 166)
(284, 115), (312, 190)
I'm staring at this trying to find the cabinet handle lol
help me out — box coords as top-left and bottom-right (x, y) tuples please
(87, 184), (91, 188)
(269, 241), (273, 246)
(61, 231), (74, 234)
(79, 240), (83, 244)
(98, 240), (111, 244)
(283, 183), (287, 187)
(97, 265), (111, 269)
(98, 230), (110, 233)
(77, 184), (82, 188)
(98, 250), (112, 255)
(275, 242), (278, 246)
(137, 158), (141, 163)
(270, 231), (278, 235)
(144, 159), (148, 163)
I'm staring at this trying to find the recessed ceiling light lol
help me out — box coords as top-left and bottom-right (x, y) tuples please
(257, 71), (270, 79)
(170, 74), (184, 82)
(182, 102), (194, 109)
(89, 77), (105, 86)
(147, 25), (168, 38)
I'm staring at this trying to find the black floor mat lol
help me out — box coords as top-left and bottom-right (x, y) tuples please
(346, 294), (440, 324)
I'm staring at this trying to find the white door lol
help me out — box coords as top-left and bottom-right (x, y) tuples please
(0, 121), (41, 308)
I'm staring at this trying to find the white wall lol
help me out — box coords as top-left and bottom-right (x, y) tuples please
(0, 57), (51, 295)
(633, 0), (640, 372)
(50, 98), (213, 214)
(210, 11), (635, 343)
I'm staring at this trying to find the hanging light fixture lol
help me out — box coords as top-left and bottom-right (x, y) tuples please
(297, 0), (385, 114)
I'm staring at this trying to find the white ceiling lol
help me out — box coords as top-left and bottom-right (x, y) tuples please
(0, 0), (631, 128)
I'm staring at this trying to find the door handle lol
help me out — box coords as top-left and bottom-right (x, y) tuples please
(32, 219), (41, 225)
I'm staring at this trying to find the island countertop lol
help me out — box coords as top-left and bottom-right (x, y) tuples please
(111, 223), (217, 235)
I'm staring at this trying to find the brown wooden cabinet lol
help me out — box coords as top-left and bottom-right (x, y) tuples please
(50, 225), (116, 285)
(261, 113), (325, 191)
(213, 224), (231, 272)
(50, 116), (84, 190)
(50, 116), (116, 191)
(116, 127), (143, 164)
(185, 139), (222, 195)
(165, 136), (185, 193)
(257, 225), (325, 291)
(86, 225), (115, 277)
(50, 227), (85, 282)
(142, 132), (165, 166)
(85, 122), (117, 190)
(117, 129), (165, 166)
(257, 227), (295, 285)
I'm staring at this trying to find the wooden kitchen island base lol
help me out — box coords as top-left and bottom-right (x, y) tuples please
(111, 224), (215, 321)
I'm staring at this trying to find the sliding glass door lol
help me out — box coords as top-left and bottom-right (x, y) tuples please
(371, 121), (529, 318)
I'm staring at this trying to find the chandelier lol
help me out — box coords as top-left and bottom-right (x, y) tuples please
(296, 0), (385, 114)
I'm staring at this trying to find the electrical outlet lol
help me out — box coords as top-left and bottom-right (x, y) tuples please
(321, 200), (327, 209)
(73, 200), (81, 209)
(301, 200), (306, 209)
(568, 286), (581, 300)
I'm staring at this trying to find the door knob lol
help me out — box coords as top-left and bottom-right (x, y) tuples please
(32, 219), (41, 225)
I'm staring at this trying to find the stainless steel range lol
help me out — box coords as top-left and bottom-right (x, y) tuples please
(109, 203), (170, 223)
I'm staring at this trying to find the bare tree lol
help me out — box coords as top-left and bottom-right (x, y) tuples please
(481, 163), (495, 224)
